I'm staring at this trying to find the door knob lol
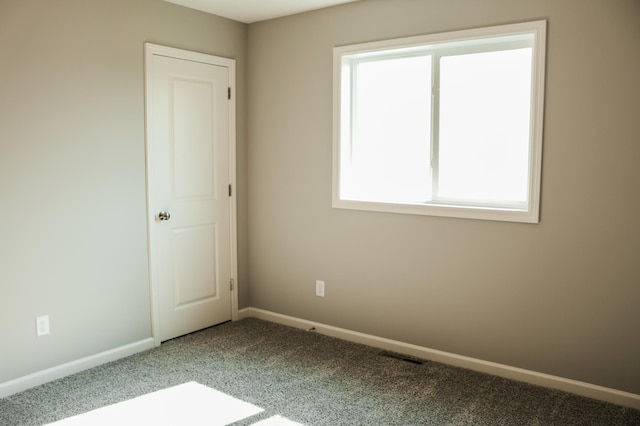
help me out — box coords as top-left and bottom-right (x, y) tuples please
(158, 211), (171, 221)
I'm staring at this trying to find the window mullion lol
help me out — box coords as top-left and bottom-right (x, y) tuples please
(430, 53), (441, 202)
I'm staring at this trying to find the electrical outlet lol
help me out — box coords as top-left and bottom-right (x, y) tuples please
(36, 315), (50, 337)
(316, 280), (325, 297)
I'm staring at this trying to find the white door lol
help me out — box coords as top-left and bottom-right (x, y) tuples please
(145, 44), (236, 343)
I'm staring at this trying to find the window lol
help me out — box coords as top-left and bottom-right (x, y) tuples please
(333, 21), (546, 223)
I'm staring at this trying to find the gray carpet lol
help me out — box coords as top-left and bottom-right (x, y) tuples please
(1, 318), (639, 425)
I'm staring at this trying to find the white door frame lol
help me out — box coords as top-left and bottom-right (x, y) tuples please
(144, 43), (238, 347)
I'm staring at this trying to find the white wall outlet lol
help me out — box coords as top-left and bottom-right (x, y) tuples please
(316, 280), (325, 297)
(36, 315), (50, 337)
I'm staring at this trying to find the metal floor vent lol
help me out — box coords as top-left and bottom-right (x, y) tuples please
(379, 351), (424, 365)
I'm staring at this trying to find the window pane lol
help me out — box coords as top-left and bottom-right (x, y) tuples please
(347, 55), (432, 203)
(438, 48), (532, 205)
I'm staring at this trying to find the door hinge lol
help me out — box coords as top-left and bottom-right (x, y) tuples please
(228, 184), (232, 197)
(228, 87), (231, 100)
(230, 278), (234, 291)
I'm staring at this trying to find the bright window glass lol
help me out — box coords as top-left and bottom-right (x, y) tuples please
(437, 48), (532, 206)
(349, 55), (432, 203)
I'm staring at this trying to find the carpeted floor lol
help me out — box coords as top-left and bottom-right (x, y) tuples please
(1, 318), (639, 425)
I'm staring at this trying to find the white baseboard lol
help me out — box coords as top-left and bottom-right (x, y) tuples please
(239, 307), (640, 410)
(0, 338), (155, 399)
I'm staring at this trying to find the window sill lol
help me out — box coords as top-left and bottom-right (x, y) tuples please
(332, 198), (539, 223)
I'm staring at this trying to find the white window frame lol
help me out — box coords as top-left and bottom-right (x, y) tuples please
(332, 20), (546, 223)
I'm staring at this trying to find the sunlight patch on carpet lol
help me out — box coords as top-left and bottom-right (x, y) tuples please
(252, 415), (305, 425)
(46, 381), (265, 425)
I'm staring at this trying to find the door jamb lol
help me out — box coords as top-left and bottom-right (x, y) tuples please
(144, 43), (238, 347)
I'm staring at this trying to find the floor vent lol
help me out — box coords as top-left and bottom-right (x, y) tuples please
(379, 351), (424, 365)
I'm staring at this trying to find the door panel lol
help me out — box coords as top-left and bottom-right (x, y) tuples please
(172, 78), (217, 199)
(147, 47), (232, 343)
(172, 225), (218, 307)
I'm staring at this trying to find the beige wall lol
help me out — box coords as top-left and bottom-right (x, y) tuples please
(247, 0), (640, 394)
(1, 0), (639, 399)
(0, 0), (247, 383)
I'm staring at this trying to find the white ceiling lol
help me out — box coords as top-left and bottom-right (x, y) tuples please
(164, 0), (360, 24)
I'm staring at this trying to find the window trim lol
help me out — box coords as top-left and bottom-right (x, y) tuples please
(332, 20), (546, 223)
